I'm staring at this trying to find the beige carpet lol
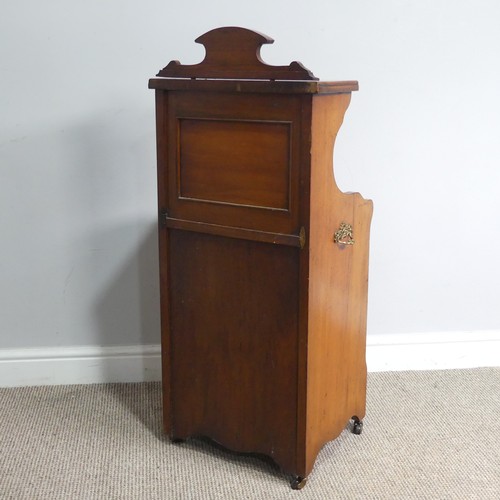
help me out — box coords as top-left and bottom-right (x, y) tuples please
(1, 368), (499, 499)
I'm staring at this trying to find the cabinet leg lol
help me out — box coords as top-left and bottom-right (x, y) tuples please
(291, 476), (307, 490)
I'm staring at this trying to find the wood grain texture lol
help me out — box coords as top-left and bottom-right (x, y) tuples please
(153, 90), (173, 435)
(179, 118), (290, 210)
(162, 216), (302, 248)
(149, 78), (358, 95)
(156, 27), (318, 81)
(166, 91), (302, 234)
(304, 93), (373, 476)
(151, 28), (372, 486)
(168, 230), (300, 474)
(154, 91), (372, 480)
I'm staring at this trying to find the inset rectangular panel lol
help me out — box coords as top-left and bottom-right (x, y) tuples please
(179, 119), (291, 210)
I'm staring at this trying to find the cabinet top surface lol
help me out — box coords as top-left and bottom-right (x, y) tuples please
(149, 27), (358, 94)
(148, 78), (358, 94)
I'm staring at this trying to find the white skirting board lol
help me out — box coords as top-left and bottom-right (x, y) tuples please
(0, 345), (162, 388)
(0, 331), (499, 387)
(366, 330), (500, 372)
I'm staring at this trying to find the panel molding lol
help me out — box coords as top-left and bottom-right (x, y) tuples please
(1, 331), (498, 387)
(166, 91), (302, 235)
(178, 117), (292, 210)
(163, 216), (302, 247)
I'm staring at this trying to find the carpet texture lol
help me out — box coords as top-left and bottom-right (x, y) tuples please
(1, 368), (499, 499)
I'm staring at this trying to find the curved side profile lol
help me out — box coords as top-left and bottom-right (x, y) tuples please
(301, 93), (373, 477)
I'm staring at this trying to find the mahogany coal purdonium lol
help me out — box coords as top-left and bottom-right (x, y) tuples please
(148, 26), (373, 490)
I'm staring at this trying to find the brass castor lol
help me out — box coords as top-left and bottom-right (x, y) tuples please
(291, 476), (307, 490)
(351, 416), (363, 435)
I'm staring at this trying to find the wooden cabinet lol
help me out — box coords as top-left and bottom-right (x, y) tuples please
(149, 27), (373, 489)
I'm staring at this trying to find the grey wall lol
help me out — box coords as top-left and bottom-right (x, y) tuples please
(1, 0), (500, 349)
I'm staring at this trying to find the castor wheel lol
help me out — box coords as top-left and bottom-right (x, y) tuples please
(352, 421), (363, 435)
(351, 417), (363, 435)
(291, 476), (307, 490)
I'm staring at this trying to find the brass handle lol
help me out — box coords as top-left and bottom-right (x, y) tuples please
(334, 222), (355, 245)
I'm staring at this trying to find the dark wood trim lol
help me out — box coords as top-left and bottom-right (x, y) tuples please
(162, 216), (303, 248)
(295, 94), (313, 477)
(149, 78), (358, 94)
(156, 27), (318, 81)
(154, 90), (172, 435)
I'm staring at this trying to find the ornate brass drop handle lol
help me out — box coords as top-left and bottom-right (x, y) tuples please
(334, 222), (355, 245)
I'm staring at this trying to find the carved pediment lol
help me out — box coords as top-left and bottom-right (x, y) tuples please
(157, 27), (318, 81)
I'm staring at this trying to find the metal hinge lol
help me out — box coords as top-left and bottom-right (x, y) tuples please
(299, 226), (306, 250)
(159, 210), (168, 227)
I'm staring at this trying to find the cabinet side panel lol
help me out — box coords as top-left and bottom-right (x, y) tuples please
(306, 93), (373, 475)
(168, 230), (299, 475)
(155, 90), (172, 434)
